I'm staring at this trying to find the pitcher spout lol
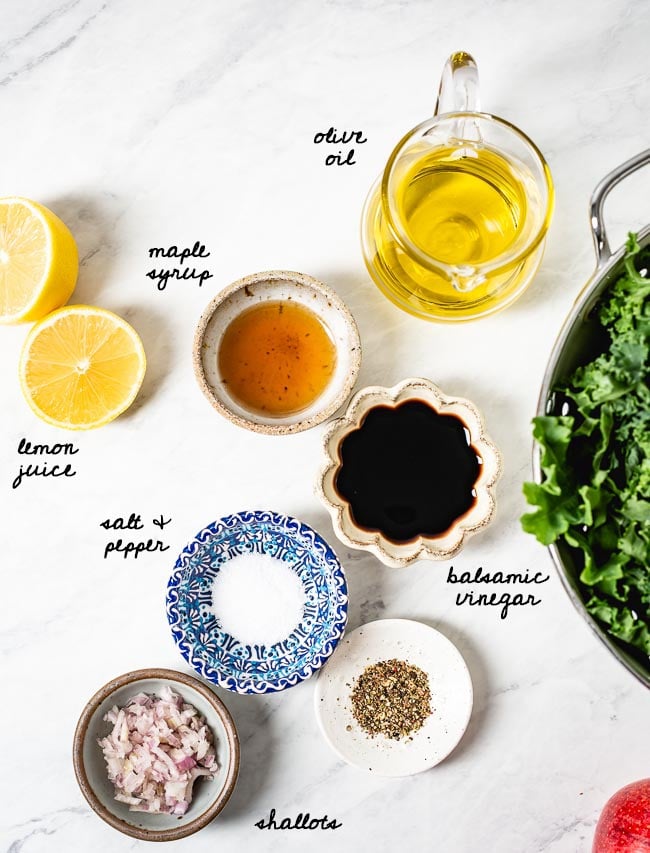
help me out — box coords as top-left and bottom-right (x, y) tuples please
(450, 267), (486, 293)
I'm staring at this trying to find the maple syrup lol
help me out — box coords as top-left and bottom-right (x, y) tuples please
(218, 301), (336, 417)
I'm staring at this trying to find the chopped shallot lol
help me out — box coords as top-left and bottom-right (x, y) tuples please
(98, 686), (218, 816)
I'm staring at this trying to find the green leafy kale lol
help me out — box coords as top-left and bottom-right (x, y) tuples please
(522, 234), (650, 657)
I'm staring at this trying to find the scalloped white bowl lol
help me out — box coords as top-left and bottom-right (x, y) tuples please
(317, 378), (501, 567)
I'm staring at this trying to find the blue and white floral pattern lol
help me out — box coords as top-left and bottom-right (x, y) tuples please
(166, 510), (348, 694)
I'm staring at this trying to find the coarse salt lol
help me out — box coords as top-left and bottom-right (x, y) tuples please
(210, 552), (306, 646)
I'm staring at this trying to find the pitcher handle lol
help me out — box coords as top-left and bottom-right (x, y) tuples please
(434, 51), (480, 116)
(590, 148), (650, 268)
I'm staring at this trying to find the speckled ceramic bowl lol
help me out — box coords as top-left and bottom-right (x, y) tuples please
(193, 270), (361, 435)
(73, 668), (239, 842)
(317, 378), (501, 567)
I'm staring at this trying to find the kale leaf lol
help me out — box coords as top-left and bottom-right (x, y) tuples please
(522, 234), (650, 657)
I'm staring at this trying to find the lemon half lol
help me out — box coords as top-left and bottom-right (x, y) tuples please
(19, 305), (146, 430)
(0, 197), (78, 324)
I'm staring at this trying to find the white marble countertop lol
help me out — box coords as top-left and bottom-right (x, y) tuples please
(1, 1), (649, 851)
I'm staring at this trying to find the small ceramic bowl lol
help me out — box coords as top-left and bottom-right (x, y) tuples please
(167, 510), (348, 694)
(193, 270), (361, 435)
(317, 378), (501, 567)
(73, 668), (240, 842)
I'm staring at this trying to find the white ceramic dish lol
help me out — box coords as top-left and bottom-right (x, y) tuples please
(314, 619), (473, 776)
(317, 378), (501, 566)
(193, 270), (361, 435)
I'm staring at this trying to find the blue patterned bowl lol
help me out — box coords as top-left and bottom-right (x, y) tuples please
(166, 511), (348, 694)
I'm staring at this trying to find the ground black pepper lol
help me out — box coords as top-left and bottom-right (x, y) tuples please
(350, 658), (432, 740)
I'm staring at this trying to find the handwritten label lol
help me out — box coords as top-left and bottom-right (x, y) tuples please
(255, 809), (342, 830)
(447, 565), (550, 619)
(100, 513), (172, 559)
(12, 437), (79, 489)
(146, 242), (213, 291)
(313, 127), (367, 166)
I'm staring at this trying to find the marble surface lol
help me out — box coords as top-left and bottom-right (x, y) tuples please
(1, 1), (649, 851)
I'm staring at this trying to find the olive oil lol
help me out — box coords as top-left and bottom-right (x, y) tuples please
(395, 145), (527, 266)
(335, 401), (480, 542)
(218, 301), (336, 417)
(363, 142), (545, 321)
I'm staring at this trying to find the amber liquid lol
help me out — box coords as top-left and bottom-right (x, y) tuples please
(218, 301), (336, 417)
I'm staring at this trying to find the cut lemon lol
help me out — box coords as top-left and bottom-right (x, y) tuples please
(0, 197), (78, 324)
(19, 305), (146, 429)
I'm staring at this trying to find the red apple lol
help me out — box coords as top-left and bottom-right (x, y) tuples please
(594, 779), (650, 852)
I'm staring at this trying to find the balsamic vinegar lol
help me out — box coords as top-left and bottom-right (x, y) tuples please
(335, 400), (480, 542)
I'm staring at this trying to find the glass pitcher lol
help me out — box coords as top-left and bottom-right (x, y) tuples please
(361, 51), (554, 322)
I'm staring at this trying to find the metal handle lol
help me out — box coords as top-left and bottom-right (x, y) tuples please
(590, 148), (650, 267)
(434, 51), (480, 116)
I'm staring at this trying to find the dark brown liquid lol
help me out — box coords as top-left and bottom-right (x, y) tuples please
(335, 400), (481, 543)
